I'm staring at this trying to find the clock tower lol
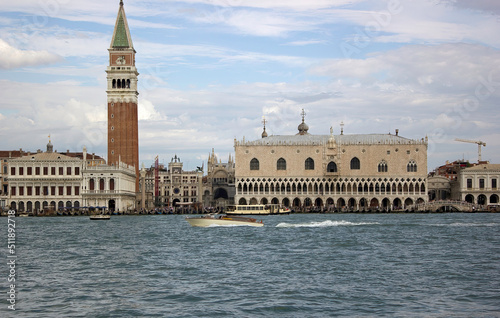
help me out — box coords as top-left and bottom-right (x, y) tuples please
(106, 0), (139, 191)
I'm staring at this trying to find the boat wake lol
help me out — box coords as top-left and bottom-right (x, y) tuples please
(276, 220), (380, 228)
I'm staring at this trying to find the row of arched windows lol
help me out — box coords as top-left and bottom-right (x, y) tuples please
(237, 180), (426, 196)
(89, 178), (115, 191)
(112, 78), (131, 89)
(250, 157), (418, 172)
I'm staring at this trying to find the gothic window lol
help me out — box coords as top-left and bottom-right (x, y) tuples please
(277, 158), (286, 170)
(250, 158), (259, 170)
(378, 161), (388, 172)
(350, 157), (360, 170)
(327, 161), (337, 172)
(407, 160), (417, 172)
(305, 157), (314, 170)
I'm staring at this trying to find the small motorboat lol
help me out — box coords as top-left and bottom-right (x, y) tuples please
(186, 214), (263, 227)
(89, 214), (110, 220)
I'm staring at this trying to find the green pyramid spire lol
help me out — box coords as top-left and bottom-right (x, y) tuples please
(111, 1), (133, 49)
(112, 12), (129, 48)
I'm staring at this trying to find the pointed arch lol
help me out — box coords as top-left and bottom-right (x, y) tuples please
(250, 158), (259, 170)
(327, 161), (337, 172)
(277, 158), (286, 170)
(305, 157), (314, 170)
(350, 157), (360, 170)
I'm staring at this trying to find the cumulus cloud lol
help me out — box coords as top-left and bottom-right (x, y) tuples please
(309, 43), (500, 92)
(0, 38), (62, 69)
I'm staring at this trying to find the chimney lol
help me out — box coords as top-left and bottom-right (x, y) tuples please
(395, 129), (399, 136)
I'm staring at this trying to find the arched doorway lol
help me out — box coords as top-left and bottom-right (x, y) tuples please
(282, 197), (290, 207)
(250, 198), (258, 205)
(271, 197), (279, 204)
(214, 188), (228, 200)
(490, 194), (499, 204)
(238, 198), (247, 205)
(315, 198), (323, 207)
(465, 194), (474, 203)
(477, 194), (487, 205)
(404, 198), (414, 207)
(337, 198), (346, 208)
(348, 198), (356, 209)
(382, 198), (390, 210)
(370, 198), (379, 208)
(359, 198), (368, 210)
(393, 198), (402, 210)
(260, 197), (269, 205)
(109, 199), (116, 212)
(293, 198), (301, 208)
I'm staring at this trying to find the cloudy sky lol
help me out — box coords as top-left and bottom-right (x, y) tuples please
(1, 0), (500, 171)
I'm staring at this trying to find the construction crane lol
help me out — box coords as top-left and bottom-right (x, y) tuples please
(455, 138), (486, 162)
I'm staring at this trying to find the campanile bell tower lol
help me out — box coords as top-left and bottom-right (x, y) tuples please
(106, 0), (139, 191)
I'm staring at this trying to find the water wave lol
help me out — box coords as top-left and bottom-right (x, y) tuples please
(431, 222), (500, 227)
(275, 220), (380, 228)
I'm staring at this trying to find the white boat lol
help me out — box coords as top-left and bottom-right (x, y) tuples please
(89, 214), (110, 220)
(226, 204), (290, 215)
(186, 214), (263, 227)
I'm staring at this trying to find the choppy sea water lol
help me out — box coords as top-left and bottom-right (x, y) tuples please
(1, 213), (500, 317)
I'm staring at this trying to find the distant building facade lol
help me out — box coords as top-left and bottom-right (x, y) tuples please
(457, 163), (500, 205)
(0, 150), (26, 210)
(141, 155), (203, 210)
(82, 155), (136, 213)
(202, 148), (236, 209)
(5, 141), (136, 213)
(428, 160), (500, 207)
(234, 112), (428, 211)
(427, 160), (472, 201)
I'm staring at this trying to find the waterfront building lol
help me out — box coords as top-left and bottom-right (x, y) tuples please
(0, 150), (25, 210)
(456, 163), (500, 206)
(81, 149), (136, 213)
(106, 0), (139, 191)
(141, 155), (203, 211)
(427, 160), (500, 206)
(202, 148), (236, 209)
(5, 141), (137, 214)
(427, 160), (471, 201)
(6, 141), (82, 213)
(234, 111), (428, 211)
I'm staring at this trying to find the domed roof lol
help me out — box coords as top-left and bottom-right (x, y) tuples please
(297, 121), (309, 135)
(261, 129), (268, 138)
(296, 109), (310, 135)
